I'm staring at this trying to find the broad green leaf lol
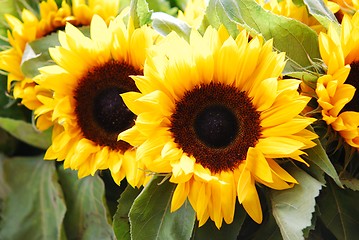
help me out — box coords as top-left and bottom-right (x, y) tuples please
(252, 211), (281, 240)
(0, 117), (52, 149)
(138, 0), (152, 26)
(129, 176), (196, 240)
(218, 0), (321, 73)
(203, 0), (221, 29)
(302, 204), (318, 238)
(214, 0), (239, 37)
(131, 0), (153, 28)
(191, 202), (246, 240)
(151, 12), (191, 41)
(134, 0), (153, 27)
(304, 131), (343, 187)
(0, 155), (66, 240)
(21, 32), (59, 78)
(113, 185), (142, 240)
(303, 0), (340, 30)
(317, 179), (359, 240)
(304, 159), (326, 185)
(57, 166), (115, 240)
(271, 165), (323, 240)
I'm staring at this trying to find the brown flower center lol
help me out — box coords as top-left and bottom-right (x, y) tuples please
(341, 61), (359, 113)
(170, 82), (262, 173)
(74, 60), (141, 151)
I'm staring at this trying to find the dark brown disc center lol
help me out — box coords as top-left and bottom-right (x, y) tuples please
(170, 82), (261, 173)
(74, 60), (141, 151)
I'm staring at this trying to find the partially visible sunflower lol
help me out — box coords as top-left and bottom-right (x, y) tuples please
(119, 26), (317, 227)
(316, 11), (359, 149)
(257, 0), (339, 33)
(330, 0), (359, 17)
(34, 14), (157, 186)
(177, 0), (207, 29)
(0, 0), (120, 130)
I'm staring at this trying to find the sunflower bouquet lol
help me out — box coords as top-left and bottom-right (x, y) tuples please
(0, 0), (358, 239)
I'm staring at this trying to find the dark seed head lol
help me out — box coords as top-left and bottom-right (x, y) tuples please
(194, 105), (238, 148)
(74, 60), (141, 151)
(170, 82), (261, 173)
(94, 87), (135, 133)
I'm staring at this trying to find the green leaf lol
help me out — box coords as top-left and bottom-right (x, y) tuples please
(0, 155), (66, 240)
(304, 130), (343, 187)
(252, 211), (281, 240)
(271, 165), (323, 240)
(21, 32), (60, 78)
(129, 176), (196, 240)
(113, 185), (142, 240)
(191, 202), (246, 240)
(131, 0), (153, 28)
(317, 179), (359, 240)
(138, 0), (153, 26)
(147, 0), (178, 16)
(151, 12), (191, 41)
(21, 44), (54, 78)
(57, 166), (115, 240)
(303, 0), (340, 30)
(0, 117), (52, 149)
(218, 0), (321, 72)
(302, 204), (318, 238)
(214, 0), (239, 37)
(203, 0), (221, 29)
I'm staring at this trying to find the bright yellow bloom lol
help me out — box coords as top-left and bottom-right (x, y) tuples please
(177, 0), (207, 29)
(0, 0), (119, 130)
(34, 14), (157, 185)
(316, 11), (359, 148)
(119, 26), (317, 228)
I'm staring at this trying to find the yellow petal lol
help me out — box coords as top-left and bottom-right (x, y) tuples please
(241, 178), (262, 224)
(245, 147), (273, 183)
(171, 183), (189, 212)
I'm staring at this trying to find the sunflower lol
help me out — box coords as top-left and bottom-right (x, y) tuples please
(330, 0), (359, 17)
(177, 0), (207, 29)
(0, 0), (120, 130)
(118, 26), (317, 227)
(257, 0), (339, 33)
(316, 11), (359, 149)
(34, 14), (157, 186)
